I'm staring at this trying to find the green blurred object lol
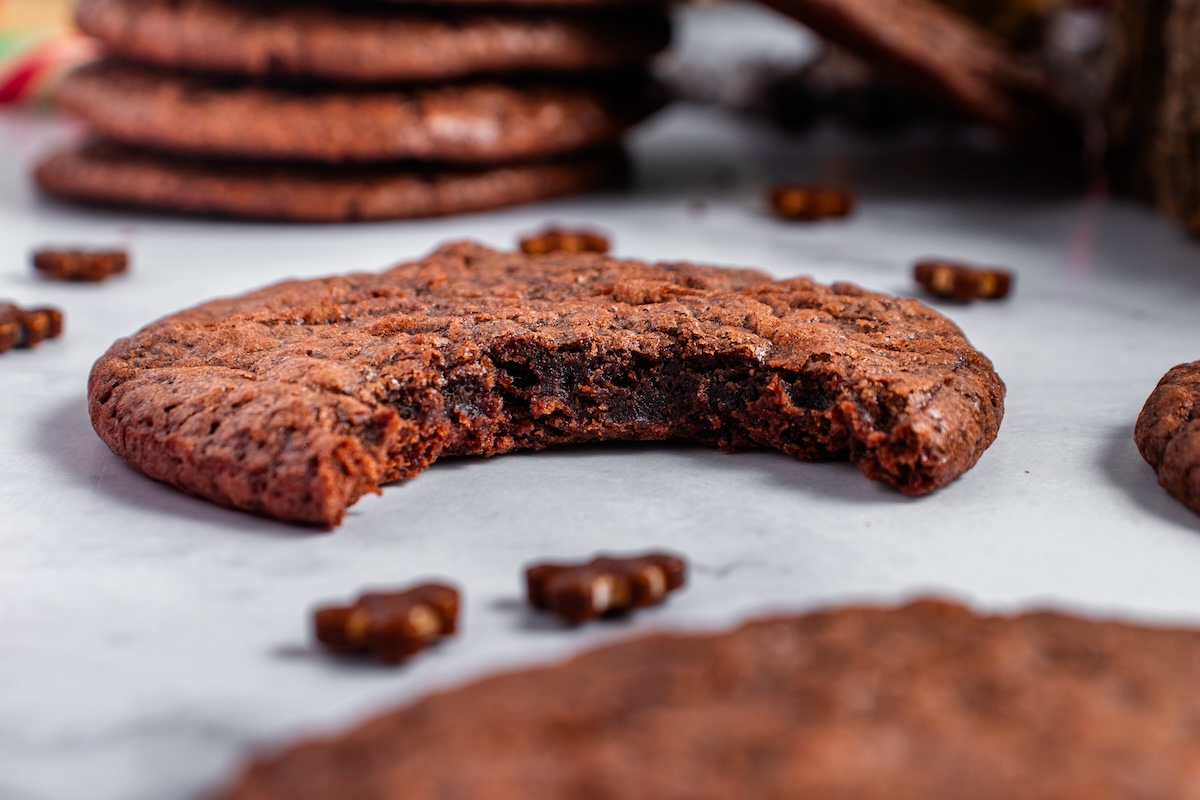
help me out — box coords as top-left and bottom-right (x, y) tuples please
(0, 0), (95, 106)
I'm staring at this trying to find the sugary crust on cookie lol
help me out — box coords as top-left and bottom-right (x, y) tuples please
(34, 142), (627, 222)
(1135, 361), (1200, 515)
(75, 0), (671, 84)
(210, 599), (1200, 799)
(57, 61), (661, 164)
(87, 241), (1004, 527)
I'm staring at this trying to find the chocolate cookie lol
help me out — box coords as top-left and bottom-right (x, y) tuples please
(756, 0), (1079, 145)
(75, 0), (671, 84)
(1135, 361), (1200, 516)
(210, 599), (1200, 799)
(34, 141), (626, 222)
(87, 241), (1004, 527)
(57, 60), (661, 165)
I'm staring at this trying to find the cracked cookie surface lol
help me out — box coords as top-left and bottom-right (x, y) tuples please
(1136, 361), (1200, 516)
(88, 241), (1004, 527)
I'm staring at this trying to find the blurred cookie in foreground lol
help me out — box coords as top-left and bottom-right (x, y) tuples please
(33, 246), (128, 282)
(914, 259), (1013, 302)
(211, 599), (1200, 799)
(525, 552), (686, 624)
(1135, 362), (1200, 517)
(519, 226), (610, 255)
(768, 184), (856, 222)
(0, 303), (64, 353)
(313, 583), (459, 665)
(34, 141), (627, 223)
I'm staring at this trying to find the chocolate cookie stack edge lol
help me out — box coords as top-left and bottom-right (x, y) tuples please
(36, 0), (671, 221)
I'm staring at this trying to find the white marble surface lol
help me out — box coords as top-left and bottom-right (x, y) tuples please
(4, 8), (1200, 799)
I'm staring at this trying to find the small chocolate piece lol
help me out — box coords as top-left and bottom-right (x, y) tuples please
(768, 185), (855, 221)
(519, 227), (611, 256)
(526, 552), (686, 624)
(313, 583), (459, 664)
(0, 303), (65, 353)
(36, 307), (65, 339)
(914, 259), (1014, 302)
(33, 247), (128, 282)
(0, 308), (17, 353)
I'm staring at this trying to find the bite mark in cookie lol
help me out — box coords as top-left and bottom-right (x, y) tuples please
(1136, 361), (1200, 516)
(87, 242), (1005, 527)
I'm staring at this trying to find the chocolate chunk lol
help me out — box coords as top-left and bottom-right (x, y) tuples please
(313, 583), (459, 664)
(914, 259), (1014, 302)
(33, 247), (128, 282)
(519, 227), (611, 256)
(768, 185), (856, 221)
(526, 552), (686, 624)
(0, 303), (65, 352)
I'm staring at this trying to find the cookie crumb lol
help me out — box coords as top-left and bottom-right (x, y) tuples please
(913, 259), (1013, 302)
(519, 227), (611, 256)
(768, 185), (855, 221)
(526, 552), (686, 625)
(33, 247), (128, 282)
(0, 303), (65, 353)
(313, 583), (459, 665)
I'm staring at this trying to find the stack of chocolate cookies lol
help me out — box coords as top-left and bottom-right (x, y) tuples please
(35, 0), (670, 222)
